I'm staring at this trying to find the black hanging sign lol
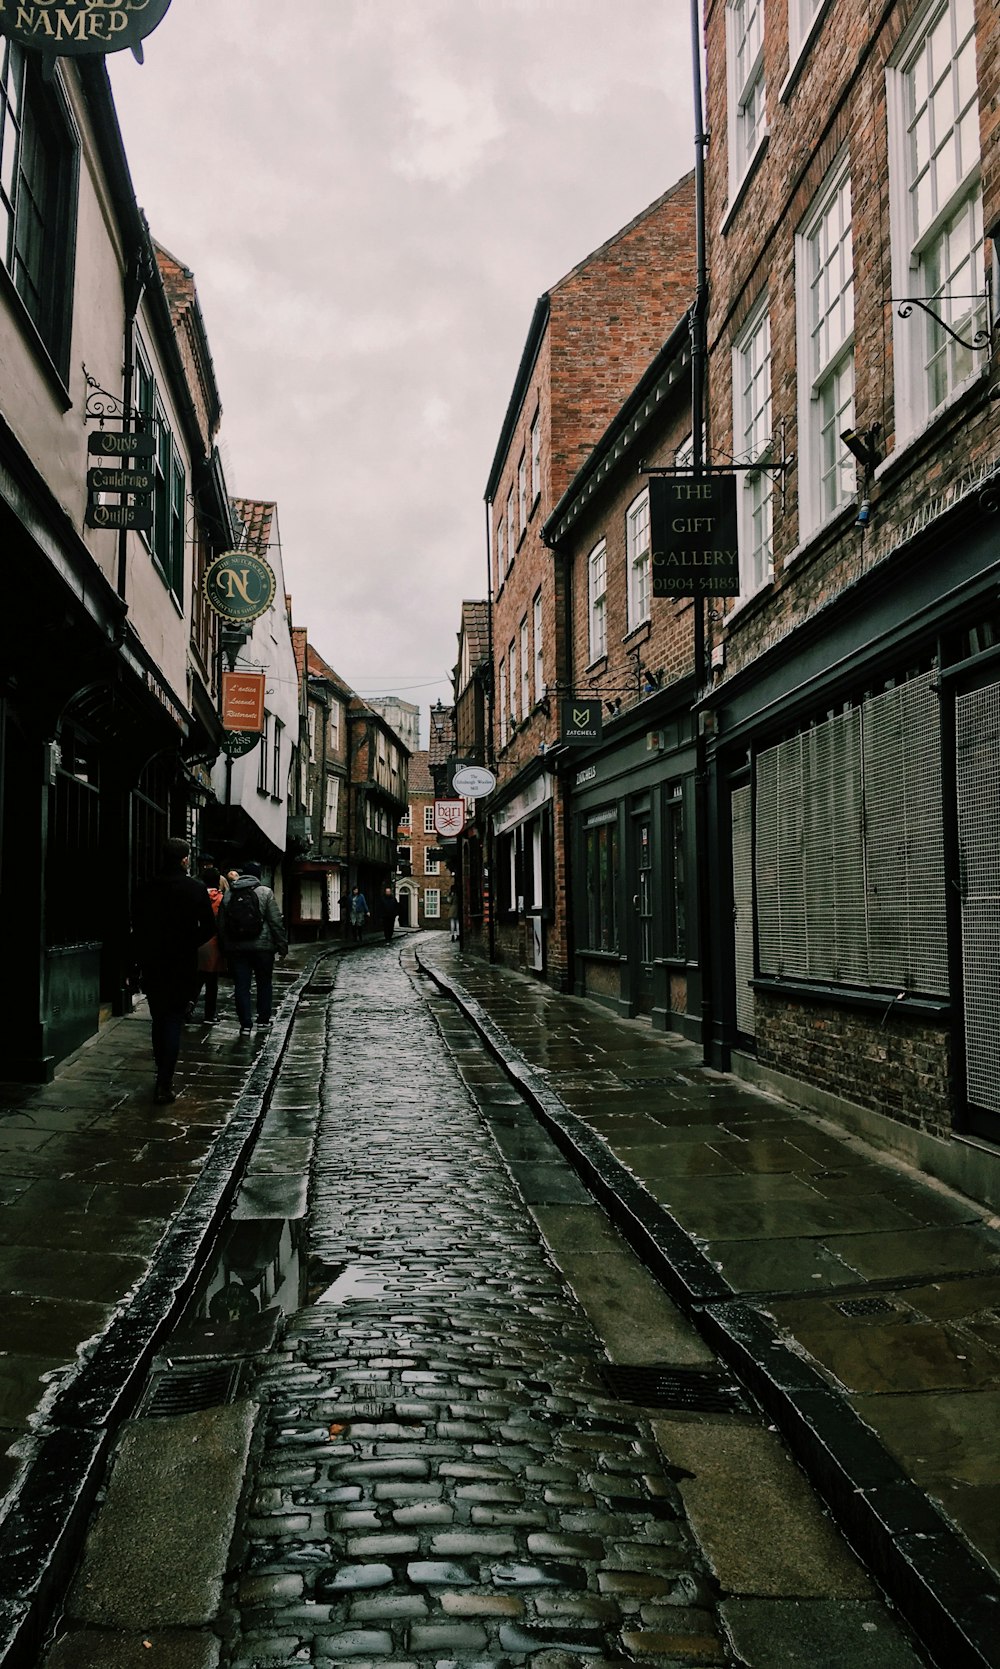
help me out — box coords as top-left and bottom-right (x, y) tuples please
(561, 700), (603, 746)
(85, 501), (153, 531)
(88, 428), (156, 458)
(87, 466), (154, 495)
(0, 0), (174, 58)
(649, 474), (740, 598)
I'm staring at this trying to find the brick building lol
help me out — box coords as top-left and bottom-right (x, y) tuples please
(452, 601), (491, 956)
(396, 749), (449, 932)
(484, 175), (697, 985)
(696, 0), (1000, 1195)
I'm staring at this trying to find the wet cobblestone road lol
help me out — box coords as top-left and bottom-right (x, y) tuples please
(225, 944), (730, 1668)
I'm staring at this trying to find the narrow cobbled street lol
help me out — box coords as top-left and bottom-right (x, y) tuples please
(218, 941), (922, 1669)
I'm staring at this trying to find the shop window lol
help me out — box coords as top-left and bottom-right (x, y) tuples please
(584, 815), (619, 952)
(665, 782), (686, 958)
(48, 722), (101, 946)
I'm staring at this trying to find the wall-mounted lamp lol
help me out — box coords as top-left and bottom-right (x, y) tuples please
(840, 423), (883, 472)
(605, 697), (622, 716)
(641, 667), (662, 693)
(855, 499), (872, 529)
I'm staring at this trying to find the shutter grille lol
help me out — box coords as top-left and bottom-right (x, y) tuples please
(732, 784), (755, 1035)
(957, 682), (1000, 1113)
(754, 669), (945, 998)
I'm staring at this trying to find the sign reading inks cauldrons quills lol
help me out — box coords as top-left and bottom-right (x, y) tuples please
(649, 474), (739, 598)
(0, 0), (173, 57)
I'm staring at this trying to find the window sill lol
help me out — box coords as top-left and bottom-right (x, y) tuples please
(720, 131), (770, 235)
(585, 654), (609, 675)
(529, 492), (542, 520)
(752, 975), (950, 1022)
(517, 528), (528, 552)
(623, 620), (651, 647)
(578, 948), (623, 962)
(876, 363), (991, 488)
(783, 499), (858, 569)
(724, 575), (774, 626)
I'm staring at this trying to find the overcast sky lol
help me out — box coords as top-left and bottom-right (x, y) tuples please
(109, 0), (695, 744)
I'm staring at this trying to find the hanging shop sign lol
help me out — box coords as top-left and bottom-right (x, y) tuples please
(561, 700), (603, 746)
(649, 474), (739, 598)
(203, 551), (277, 625)
(221, 672), (266, 733)
(452, 764), (497, 798)
(433, 798), (466, 838)
(87, 465), (154, 495)
(85, 500), (152, 531)
(88, 428), (156, 458)
(0, 0), (174, 58)
(220, 730), (259, 759)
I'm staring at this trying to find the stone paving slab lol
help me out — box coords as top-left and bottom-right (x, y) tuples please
(416, 941), (1000, 1668)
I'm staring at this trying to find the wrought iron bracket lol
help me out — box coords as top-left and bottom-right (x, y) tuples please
(82, 365), (157, 429)
(892, 293), (994, 352)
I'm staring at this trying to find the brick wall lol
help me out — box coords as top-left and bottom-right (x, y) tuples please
(755, 991), (954, 1140)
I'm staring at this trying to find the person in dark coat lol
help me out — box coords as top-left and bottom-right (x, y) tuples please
(380, 884), (399, 943)
(218, 860), (288, 1034)
(133, 837), (216, 1104)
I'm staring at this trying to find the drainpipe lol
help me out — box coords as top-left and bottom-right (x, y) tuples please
(689, 0), (716, 1065)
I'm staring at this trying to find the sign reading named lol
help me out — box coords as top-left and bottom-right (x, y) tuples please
(204, 551), (277, 625)
(649, 474), (740, 597)
(433, 798), (466, 838)
(561, 700), (603, 746)
(221, 672), (266, 733)
(0, 0), (174, 58)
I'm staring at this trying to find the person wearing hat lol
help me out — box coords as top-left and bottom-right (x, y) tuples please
(219, 861), (288, 1035)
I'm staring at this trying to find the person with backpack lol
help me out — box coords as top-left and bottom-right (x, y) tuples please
(219, 860), (288, 1035)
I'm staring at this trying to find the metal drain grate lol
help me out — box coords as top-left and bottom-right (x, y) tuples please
(599, 1364), (749, 1414)
(834, 1296), (898, 1318)
(138, 1360), (244, 1418)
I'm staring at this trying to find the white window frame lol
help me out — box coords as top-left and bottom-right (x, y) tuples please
(506, 488), (515, 567)
(530, 411), (541, 504)
(626, 489), (651, 633)
(588, 540), (608, 661)
(423, 804), (435, 834)
(796, 157), (856, 535)
(732, 297), (773, 599)
(328, 700), (340, 751)
(424, 887), (441, 919)
(726, 0), (767, 193)
(508, 640), (518, 727)
(887, 0), (984, 441)
(495, 512), (505, 589)
(533, 589), (544, 697)
(518, 451), (527, 533)
(520, 615), (530, 716)
(787, 0), (828, 76)
(425, 849), (440, 875)
(323, 773), (339, 834)
(499, 658), (508, 748)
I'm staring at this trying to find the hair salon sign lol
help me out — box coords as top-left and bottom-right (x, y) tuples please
(0, 0), (173, 58)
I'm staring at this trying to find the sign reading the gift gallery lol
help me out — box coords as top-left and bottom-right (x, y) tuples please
(203, 551), (277, 624)
(649, 474), (740, 598)
(0, 0), (173, 57)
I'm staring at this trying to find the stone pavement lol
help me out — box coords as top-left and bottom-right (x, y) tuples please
(416, 940), (1000, 1669)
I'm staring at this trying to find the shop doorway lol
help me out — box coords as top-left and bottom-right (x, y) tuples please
(956, 679), (1000, 1141)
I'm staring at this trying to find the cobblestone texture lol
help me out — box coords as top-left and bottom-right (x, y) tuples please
(223, 946), (728, 1667)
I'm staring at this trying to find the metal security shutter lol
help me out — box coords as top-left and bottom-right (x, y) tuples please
(802, 709), (867, 983)
(957, 682), (1000, 1113)
(776, 735), (808, 976)
(864, 673), (947, 995)
(732, 784), (755, 1036)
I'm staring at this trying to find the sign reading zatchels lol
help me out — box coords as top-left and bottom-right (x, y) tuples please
(649, 474), (740, 598)
(561, 700), (603, 746)
(0, 0), (174, 58)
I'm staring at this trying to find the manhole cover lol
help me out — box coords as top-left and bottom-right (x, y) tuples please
(599, 1364), (749, 1414)
(834, 1297), (898, 1318)
(138, 1360), (244, 1418)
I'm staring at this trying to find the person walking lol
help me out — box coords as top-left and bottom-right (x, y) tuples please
(133, 837), (216, 1103)
(448, 888), (460, 942)
(219, 861), (288, 1036)
(349, 885), (369, 944)
(188, 865), (225, 1023)
(380, 883), (398, 943)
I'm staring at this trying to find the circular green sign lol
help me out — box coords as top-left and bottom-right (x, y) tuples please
(204, 551), (277, 624)
(221, 731), (260, 759)
(0, 0), (174, 58)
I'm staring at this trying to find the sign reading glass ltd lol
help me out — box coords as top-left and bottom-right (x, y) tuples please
(204, 552), (277, 625)
(561, 700), (603, 746)
(649, 474), (740, 598)
(0, 0), (173, 57)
